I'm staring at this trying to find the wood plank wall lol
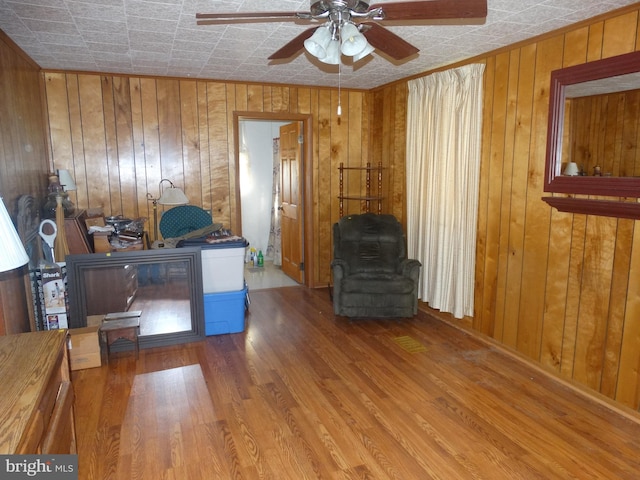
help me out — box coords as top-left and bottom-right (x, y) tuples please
(372, 6), (640, 411)
(0, 31), (49, 212)
(569, 89), (640, 177)
(0, 31), (49, 335)
(43, 75), (399, 288)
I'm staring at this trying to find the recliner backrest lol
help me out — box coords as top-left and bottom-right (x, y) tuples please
(333, 213), (406, 274)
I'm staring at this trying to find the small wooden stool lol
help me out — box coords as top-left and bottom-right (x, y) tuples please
(100, 316), (140, 363)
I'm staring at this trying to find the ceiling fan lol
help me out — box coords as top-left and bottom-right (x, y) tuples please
(196, 0), (487, 65)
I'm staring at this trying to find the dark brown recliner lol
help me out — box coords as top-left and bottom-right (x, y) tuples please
(331, 213), (422, 318)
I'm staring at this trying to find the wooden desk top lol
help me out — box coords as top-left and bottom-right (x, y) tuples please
(0, 329), (68, 453)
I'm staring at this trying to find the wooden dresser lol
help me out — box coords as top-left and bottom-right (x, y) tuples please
(0, 329), (77, 454)
(85, 264), (138, 315)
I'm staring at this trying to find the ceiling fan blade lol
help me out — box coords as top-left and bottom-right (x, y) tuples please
(268, 27), (317, 60)
(362, 23), (419, 61)
(370, 0), (487, 22)
(196, 11), (304, 25)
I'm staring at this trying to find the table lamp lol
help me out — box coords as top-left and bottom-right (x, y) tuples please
(147, 179), (189, 241)
(43, 171), (76, 218)
(563, 162), (580, 176)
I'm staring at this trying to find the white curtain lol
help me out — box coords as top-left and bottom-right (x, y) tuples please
(406, 64), (484, 319)
(266, 138), (282, 265)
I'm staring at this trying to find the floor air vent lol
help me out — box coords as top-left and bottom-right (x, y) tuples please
(393, 336), (427, 354)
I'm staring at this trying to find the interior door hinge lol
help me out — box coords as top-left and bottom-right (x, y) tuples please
(299, 262), (304, 271)
(297, 135), (304, 144)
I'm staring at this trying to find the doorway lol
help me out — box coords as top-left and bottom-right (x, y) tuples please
(234, 112), (313, 289)
(238, 119), (288, 260)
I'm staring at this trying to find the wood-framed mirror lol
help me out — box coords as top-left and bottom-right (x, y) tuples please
(66, 247), (205, 351)
(542, 50), (640, 219)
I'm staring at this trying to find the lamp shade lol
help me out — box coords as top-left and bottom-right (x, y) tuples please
(563, 162), (580, 176)
(57, 169), (77, 191)
(352, 41), (375, 62)
(319, 39), (341, 65)
(340, 23), (368, 57)
(304, 26), (332, 59)
(158, 186), (189, 205)
(0, 198), (29, 272)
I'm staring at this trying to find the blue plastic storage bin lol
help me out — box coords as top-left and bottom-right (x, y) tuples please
(204, 286), (247, 335)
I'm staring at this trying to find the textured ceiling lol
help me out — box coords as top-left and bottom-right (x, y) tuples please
(0, 0), (638, 89)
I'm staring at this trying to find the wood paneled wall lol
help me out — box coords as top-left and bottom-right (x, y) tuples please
(0, 31), (49, 213)
(0, 31), (49, 335)
(372, 7), (640, 410)
(569, 89), (640, 177)
(43, 74), (402, 287)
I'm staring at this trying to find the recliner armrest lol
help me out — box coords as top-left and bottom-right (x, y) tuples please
(331, 259), (350, 279)
(399, 259), (422, 282)
(330, 259), (350, 315)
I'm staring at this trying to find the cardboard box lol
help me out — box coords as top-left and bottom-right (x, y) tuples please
(204, 287), (247, 335)
(67, 325), (101, 370)
(92, 232), (111, 253)
(86, 315), (103, 327)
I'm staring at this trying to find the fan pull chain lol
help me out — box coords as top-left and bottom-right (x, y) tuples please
(337, 63), (342, 116)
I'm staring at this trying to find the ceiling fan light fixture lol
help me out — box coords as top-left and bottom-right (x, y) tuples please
(319, 39), (341, 64)
(340, 22), (368, 56)
(198, 0), (488, 67)
(304, 25), (332, 59)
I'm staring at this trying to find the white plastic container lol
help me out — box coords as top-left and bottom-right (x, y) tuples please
(201, 245), (246, 293)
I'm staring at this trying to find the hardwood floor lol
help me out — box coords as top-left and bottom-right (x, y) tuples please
(130, 283), (191, 336)
(72, 287), (640, 479)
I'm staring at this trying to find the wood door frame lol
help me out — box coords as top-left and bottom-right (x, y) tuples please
(233, 111), (313, 288)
